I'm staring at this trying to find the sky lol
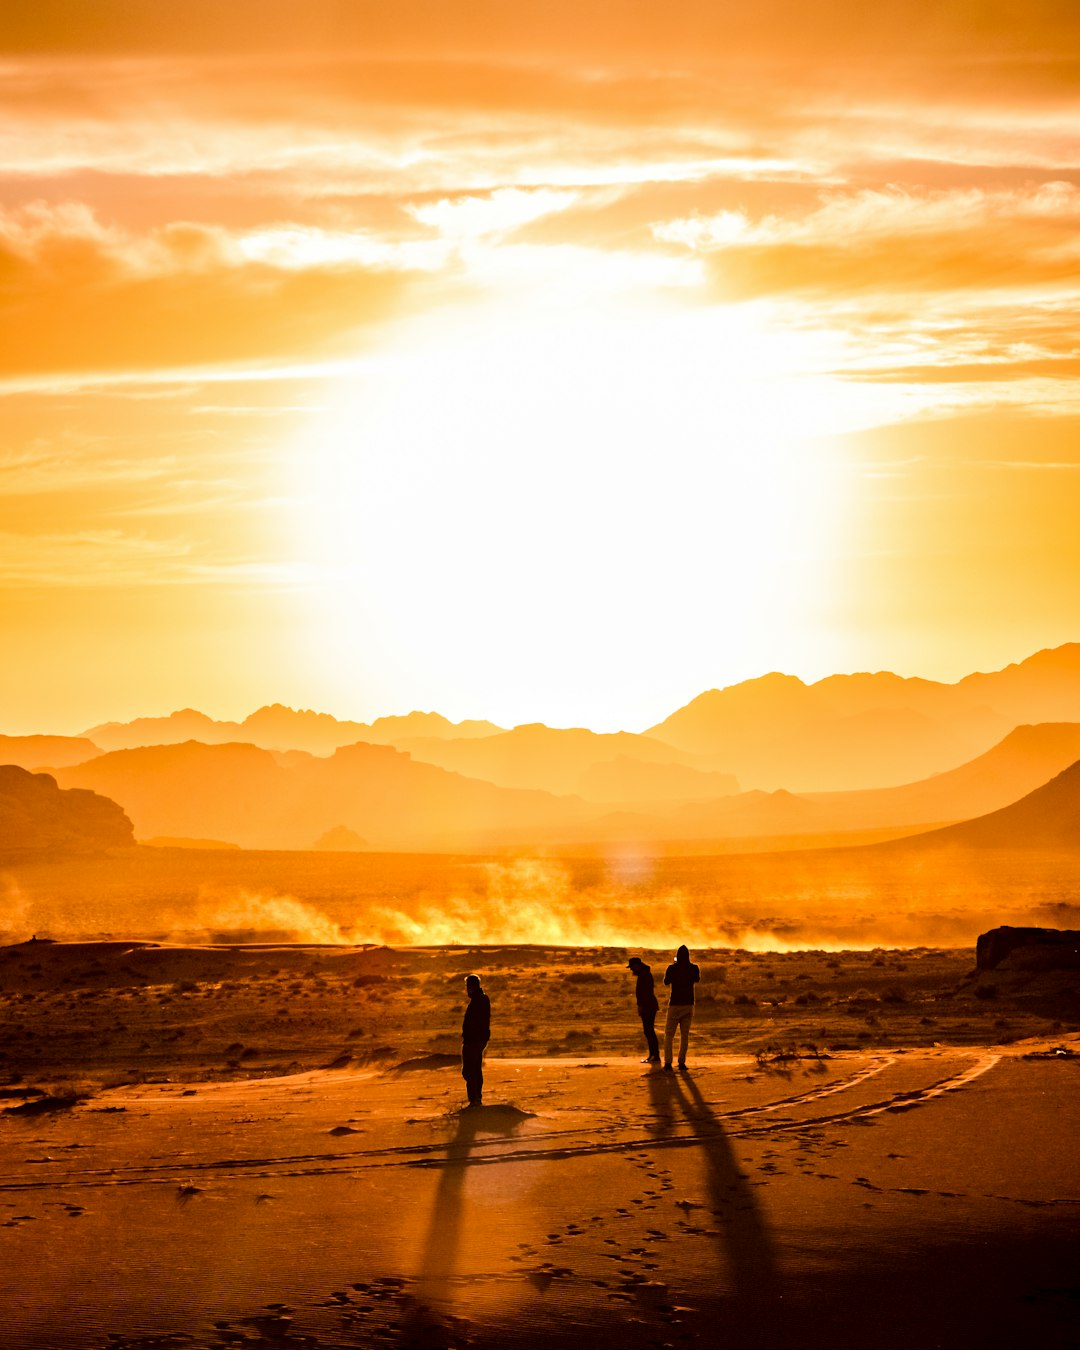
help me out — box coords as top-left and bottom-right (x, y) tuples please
(2, 0), (1079, 734)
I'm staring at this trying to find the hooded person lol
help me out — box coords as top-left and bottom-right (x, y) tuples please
(662, 944), (700, 1070)
(627, 956), (661, 1063)
(461, 974), (491, 1107)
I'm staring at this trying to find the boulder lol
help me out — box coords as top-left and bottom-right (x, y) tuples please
(976, 925), (1080, 971)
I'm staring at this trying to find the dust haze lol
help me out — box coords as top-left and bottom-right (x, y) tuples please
(3, 847), (1077, 952)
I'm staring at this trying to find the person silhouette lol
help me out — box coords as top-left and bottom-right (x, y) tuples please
(627, 956), (660, 1063)
(662, 944), (700, 1070)
(460, 974), (491, 1107)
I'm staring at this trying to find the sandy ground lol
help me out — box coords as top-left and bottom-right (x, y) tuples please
(1, 942), (1078, 1348)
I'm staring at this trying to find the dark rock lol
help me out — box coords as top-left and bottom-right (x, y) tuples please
(4, 1093), (81, 1116)
(976, 926), (1080, 971)
(0, 765), (134, 857)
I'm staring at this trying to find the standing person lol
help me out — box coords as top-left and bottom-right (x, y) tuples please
(663, 944), (700, 1070)
(627, 956), (661, 1063)
(461, 973), (491, 1107)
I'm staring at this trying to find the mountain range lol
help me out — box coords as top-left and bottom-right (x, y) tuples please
(83, 706), (502, 756)
(5, 642), (1080, 853)
(896, 758), (1080, 851)
(71, 643), (1080, 795)
(645, 644), (1080, 790)
(48, 721), (1080, 855)
(56, 740), (590, 852)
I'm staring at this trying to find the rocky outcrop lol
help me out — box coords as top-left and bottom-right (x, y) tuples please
(975, 925), (1080, 971)
(0, 765), (134, 856)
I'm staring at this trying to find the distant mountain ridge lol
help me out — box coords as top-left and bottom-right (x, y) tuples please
(0, 734), (103, 771)
(56, 740), (589, 851)
(84, 705), (503, 756)
(29, 641), (1080, 805)
(38, 720), (1080, 855)
(393, 724), (740, 802)
(646, 643), (1080, 790)
(895, 758), (1080, 850)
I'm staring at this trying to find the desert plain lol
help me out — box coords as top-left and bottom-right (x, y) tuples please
(1, 845), (1077, 1350)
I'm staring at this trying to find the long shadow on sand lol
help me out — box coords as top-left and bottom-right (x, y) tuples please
(411, 1105), (528, 1331)
(647, 1067), (782, 1342)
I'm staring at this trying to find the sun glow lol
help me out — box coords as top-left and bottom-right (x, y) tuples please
(286, 287), (869, 727)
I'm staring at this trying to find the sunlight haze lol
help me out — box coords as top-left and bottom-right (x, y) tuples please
(2, 0), (1079, 730)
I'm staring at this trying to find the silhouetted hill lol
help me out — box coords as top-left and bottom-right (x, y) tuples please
(959, 644), (1080, 723)
(365, 712), (501, 743)
(808, 723), (1080, 831)
(0, 735), (103, 771)
(0, 765), (134, 856)
(647, 644), (1080, 791)
(83, 706), (503, 756)
(312, 825), (369, 852)
(56, 741), (587, 850)
(577, 755), (740, 803)
(396, 724), (738, 801)
(897, 759), (1080, 850)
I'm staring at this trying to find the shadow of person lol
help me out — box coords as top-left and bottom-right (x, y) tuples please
(646, 1068), (782, 1345)
(409, 1105), (529, 1340)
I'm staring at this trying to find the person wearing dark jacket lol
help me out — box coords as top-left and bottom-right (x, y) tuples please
(461, 974), (491, 1106)
(663, 945), (700, 1070)
(627, 956), (660, 1063)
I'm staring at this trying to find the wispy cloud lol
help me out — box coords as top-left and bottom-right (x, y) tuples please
(0, 201), (416, 378)
(0, 527), (319, 588)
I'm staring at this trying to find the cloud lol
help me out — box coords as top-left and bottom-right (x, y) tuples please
(407, 187), (579, 239)
(0, 527), (320, 588)
(0, 201), (415, 377)
(0, 441), (182, 495)
(654, 183), (1080, 302)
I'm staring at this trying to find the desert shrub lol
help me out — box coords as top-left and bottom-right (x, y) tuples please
(562, 971), (603, 984)
(733, 993), (756, 1006)
(974, 984), (998, 1000)
(881, 987), (908, 1004)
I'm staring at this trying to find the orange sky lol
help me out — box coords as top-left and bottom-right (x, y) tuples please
(2, 1), (1079, 733)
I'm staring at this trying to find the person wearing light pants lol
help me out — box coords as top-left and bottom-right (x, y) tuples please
(663, 944), (700, 1070)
